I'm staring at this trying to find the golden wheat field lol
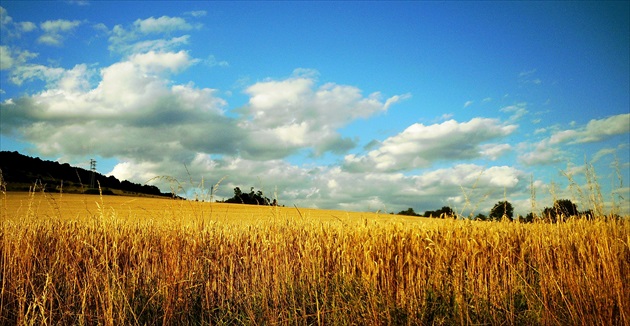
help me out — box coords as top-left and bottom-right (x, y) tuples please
(1, 191), (629, 325)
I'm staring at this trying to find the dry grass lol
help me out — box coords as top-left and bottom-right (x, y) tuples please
(1, 191), (628, 325)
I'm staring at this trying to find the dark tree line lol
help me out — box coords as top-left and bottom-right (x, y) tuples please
(397, 206), (455, 218)
(222, 187), (278, 206)
(0, 151), (171, 197)
(534, 199), (594, 222)
(400, 198), (600, 223)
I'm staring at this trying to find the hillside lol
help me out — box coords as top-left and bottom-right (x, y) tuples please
(0, 151), (173, 198)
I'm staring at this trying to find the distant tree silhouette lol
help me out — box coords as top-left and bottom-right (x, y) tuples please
(522, 212), (536, 223)
(423, 206), (455, 218)
(489, 201), (514, 221)
(224, 186), (274, 205)
(0, 151), (173, 197)
(397, 208), (420, 216)
(542, 199), (579, 222)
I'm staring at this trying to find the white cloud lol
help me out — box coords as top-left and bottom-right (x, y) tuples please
(517, 114), (629, 166)
(238, 73), (405, 159)
(107, 161), (160, 184)
(500, 102), (528, 122)
(128, 35), (190, 54)
(591, 147), (617, 163)
(480, 143), (512, 160)
(1, 52), (424, 211)
(38, 19), (81, 46)
(439, 113), (454, 121)
(384, 93), (411, 110)
(108, 15), (198, 55)
(0, 46), (13, 70)
(111, 153), (527, 215)
(41, 20), (78, 33)
(1, 52), (406, 180)
(133, 16), (194, 34)
(185, 10), (207, 18)
(343, 118), (517, 172)
(0, 51), (233, 163)
(0, 7), (36, 38)
(291, 67), (320, 79)
(549, 113), (630, 144)
(464, 100), (473, 108)
(9, 64), (66, 86)
(2, 46), (85, 88)
(534, 127), (547, 134)
(0, 6), (12, 26)
(205, 54), (229, 68)
(518, 140), (565, 166)
(128, 50), (195, 73)
(91, 23), (108, 33)
(414, 164), (523, 190)
(18, 21), (36, 32)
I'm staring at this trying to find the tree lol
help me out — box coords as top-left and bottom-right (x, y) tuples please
(474, 213), (487, 221)
(423, 206), (455, 218)
(554, 199), (578, 217)
(224, 186), (274, 206)
(542, 199), (579, 222)
(398, 208), (419, 216)
(523, 212), (536, 223)
(489, 201), (514, 221)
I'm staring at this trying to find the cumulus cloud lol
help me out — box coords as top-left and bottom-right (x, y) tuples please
(129, 35), (191, 55)
(9, 63), (65, 86)
(38, 19), (81, 46)
(480, 143), (512, 160)
(0, 51), (234, 163)
(1, 50), (408, 185)
(343, 118), (517, 172)
(518, 139), (565, 166)
(1, 46), (89, 88)
(1, 43), (423, 212)
(519, 113), (630, 166)
(0, 46), (23, 70)
(549, 113), (630, 144)
(414, 164), (523, 190)
(313, 163), (525, 213)
(107, 152), (527, 214)
(17, 21), (36, 33)
(106, 154), (320, 204)
(128, 50), (195, 73)
(238, 72), (407, 159)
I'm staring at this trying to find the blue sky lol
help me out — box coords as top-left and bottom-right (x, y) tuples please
(1, 1), (628, 216)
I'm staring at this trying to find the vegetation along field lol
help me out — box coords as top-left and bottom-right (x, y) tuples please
(1, 190), (628, 325)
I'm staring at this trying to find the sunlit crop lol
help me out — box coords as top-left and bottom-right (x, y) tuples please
(1, 191), (628, 325)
